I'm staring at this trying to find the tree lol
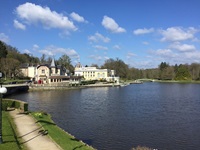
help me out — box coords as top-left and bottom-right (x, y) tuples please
(101, 58), (129, 78)
(0, 41), (7, 58)
(40, 54), (47, 64)
(159, 62), (169, 71)
(0, 58), (20, 79)
(160, 66), (175, 80)
(90, 64), (99, 68)
(189, 63), (200, 80)
(58, 54), (74, 73)
(175, 64), (191, 80)
(159, 62), (171, 80)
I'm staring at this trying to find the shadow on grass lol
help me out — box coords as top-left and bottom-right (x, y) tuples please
(3, 140), (17, 144)
(36, 120), (56, 125)
(70, 137), (80, 142)
(72, 144), (87, 150)
(71, 138), (93, 150)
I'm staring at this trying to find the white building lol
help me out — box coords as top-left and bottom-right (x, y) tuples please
(74, 63), (119, 83)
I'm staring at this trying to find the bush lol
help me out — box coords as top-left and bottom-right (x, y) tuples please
(2, 99), (28, 112)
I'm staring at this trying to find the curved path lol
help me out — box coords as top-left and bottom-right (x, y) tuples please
(9, 110), (62, 150)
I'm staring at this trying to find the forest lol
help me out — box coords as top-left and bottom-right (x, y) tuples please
(1, 40), (200, 81)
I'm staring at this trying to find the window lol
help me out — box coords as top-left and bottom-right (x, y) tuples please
(42, 69), (45, 73)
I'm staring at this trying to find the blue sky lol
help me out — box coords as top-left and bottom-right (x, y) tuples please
(1, 0), (200, 68)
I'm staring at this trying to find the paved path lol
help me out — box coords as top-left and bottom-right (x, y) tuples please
(9, 110), (62, 150)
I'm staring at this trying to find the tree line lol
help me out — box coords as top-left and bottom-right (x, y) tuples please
(0, 41), (73, 79)
(100, 59), (200, 81)
(1, 40), (200, 81)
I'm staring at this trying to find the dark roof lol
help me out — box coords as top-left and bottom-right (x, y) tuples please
(37, 64), (50, 69)
(49, 76), (70, 79)
(49, 76), (82, 80)
(20, 63), (29, 68)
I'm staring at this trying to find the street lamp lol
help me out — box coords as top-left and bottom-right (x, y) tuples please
(0, 72), (7, 144)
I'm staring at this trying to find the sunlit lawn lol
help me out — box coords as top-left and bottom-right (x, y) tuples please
(32, 112), (95, 150)
(0, 111), (22, 150)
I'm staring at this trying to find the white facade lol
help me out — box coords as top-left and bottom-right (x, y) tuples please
(74, 63), (119, 82)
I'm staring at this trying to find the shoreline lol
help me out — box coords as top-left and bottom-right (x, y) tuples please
(28, 82), (120, 91)
(3, 98), (95, 150)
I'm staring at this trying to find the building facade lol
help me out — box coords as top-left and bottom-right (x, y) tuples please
(20, 59), (72, 84)
(74, 62), (119, 82)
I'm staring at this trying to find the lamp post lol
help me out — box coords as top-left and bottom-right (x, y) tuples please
(0, 72), (7, 144)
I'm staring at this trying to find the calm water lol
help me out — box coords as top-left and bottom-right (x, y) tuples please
(7, 83), (200, 150)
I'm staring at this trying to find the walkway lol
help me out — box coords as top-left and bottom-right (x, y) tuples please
(9, 110), (62, 150)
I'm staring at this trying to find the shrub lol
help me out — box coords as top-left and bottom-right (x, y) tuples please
(2, 99), (28, 112)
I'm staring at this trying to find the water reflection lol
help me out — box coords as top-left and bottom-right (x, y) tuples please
(7, 83), (200, 150)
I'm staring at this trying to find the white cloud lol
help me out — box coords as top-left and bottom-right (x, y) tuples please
(169, 42), (196, 52)
(93, 45), (108, 50)
(113, 45), (121, 50)
(0, 33), (9, 43)
(88, 32), (110, 43)
(126, 52), (137, 59)
(33, 44), (39, 50)
(160, 27), (197, 42)
(153, 49), (175, 58)
(15, 2), (77, 31)
(39, 45), (80, 60)
(184, 51), (200, 62)
(133, 28), (154, 35)
(39, 49), (54, 56)
(70, 12), (87, 23)
(88, 55), (102, 61)
(102, 16), (126, 33)
(24, 49), (31, 54)
(14, 19), (26, 30)
(142, 41), (149, 45)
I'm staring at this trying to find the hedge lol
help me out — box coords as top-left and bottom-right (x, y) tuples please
(2, 99), (28, 112)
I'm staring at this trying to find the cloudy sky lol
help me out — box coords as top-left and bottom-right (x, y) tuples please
(1, 0), (200, 68)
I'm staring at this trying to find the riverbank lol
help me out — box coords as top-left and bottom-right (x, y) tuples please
(1, 109), (95, 150)
(28, 82), (121, 91)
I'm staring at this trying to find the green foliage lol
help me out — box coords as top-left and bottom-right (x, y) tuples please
(175, 64), (191, 80)
(31, 112), (94, 150)
(159, 62), (169, 71)
(81, 80), (97, 85)
(3, 99), (28, 112)
(58, 54), (74, 73)
(0, 112), (21, 150)
(101, 58), (129, 78)
(0, 41), (7, 59)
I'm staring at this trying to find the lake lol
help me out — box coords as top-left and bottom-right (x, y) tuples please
(7, 82), (200, 150)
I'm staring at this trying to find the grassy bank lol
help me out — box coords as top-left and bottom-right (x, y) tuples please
(155, 79), (200, 83)
(0, 111), (22, 150)
(31, 112), (95, 150)
(1, 111), (95, 150)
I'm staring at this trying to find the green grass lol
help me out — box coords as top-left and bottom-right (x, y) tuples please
(31, 112), (95, 150)
(0, 111), (22, 150)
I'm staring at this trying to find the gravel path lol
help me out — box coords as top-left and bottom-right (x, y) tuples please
(9, 110), (62, 150)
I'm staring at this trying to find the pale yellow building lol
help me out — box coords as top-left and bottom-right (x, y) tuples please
(74, 63), (119, 82)
(20, 64), (37, 80)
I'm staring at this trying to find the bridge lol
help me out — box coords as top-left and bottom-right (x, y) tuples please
(2, 84), (29, 96)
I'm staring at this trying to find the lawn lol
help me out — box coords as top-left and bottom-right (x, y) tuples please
(0, 111), (95, 150)
(32, 112), (95, 150)
(0, 111), (22, 150)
